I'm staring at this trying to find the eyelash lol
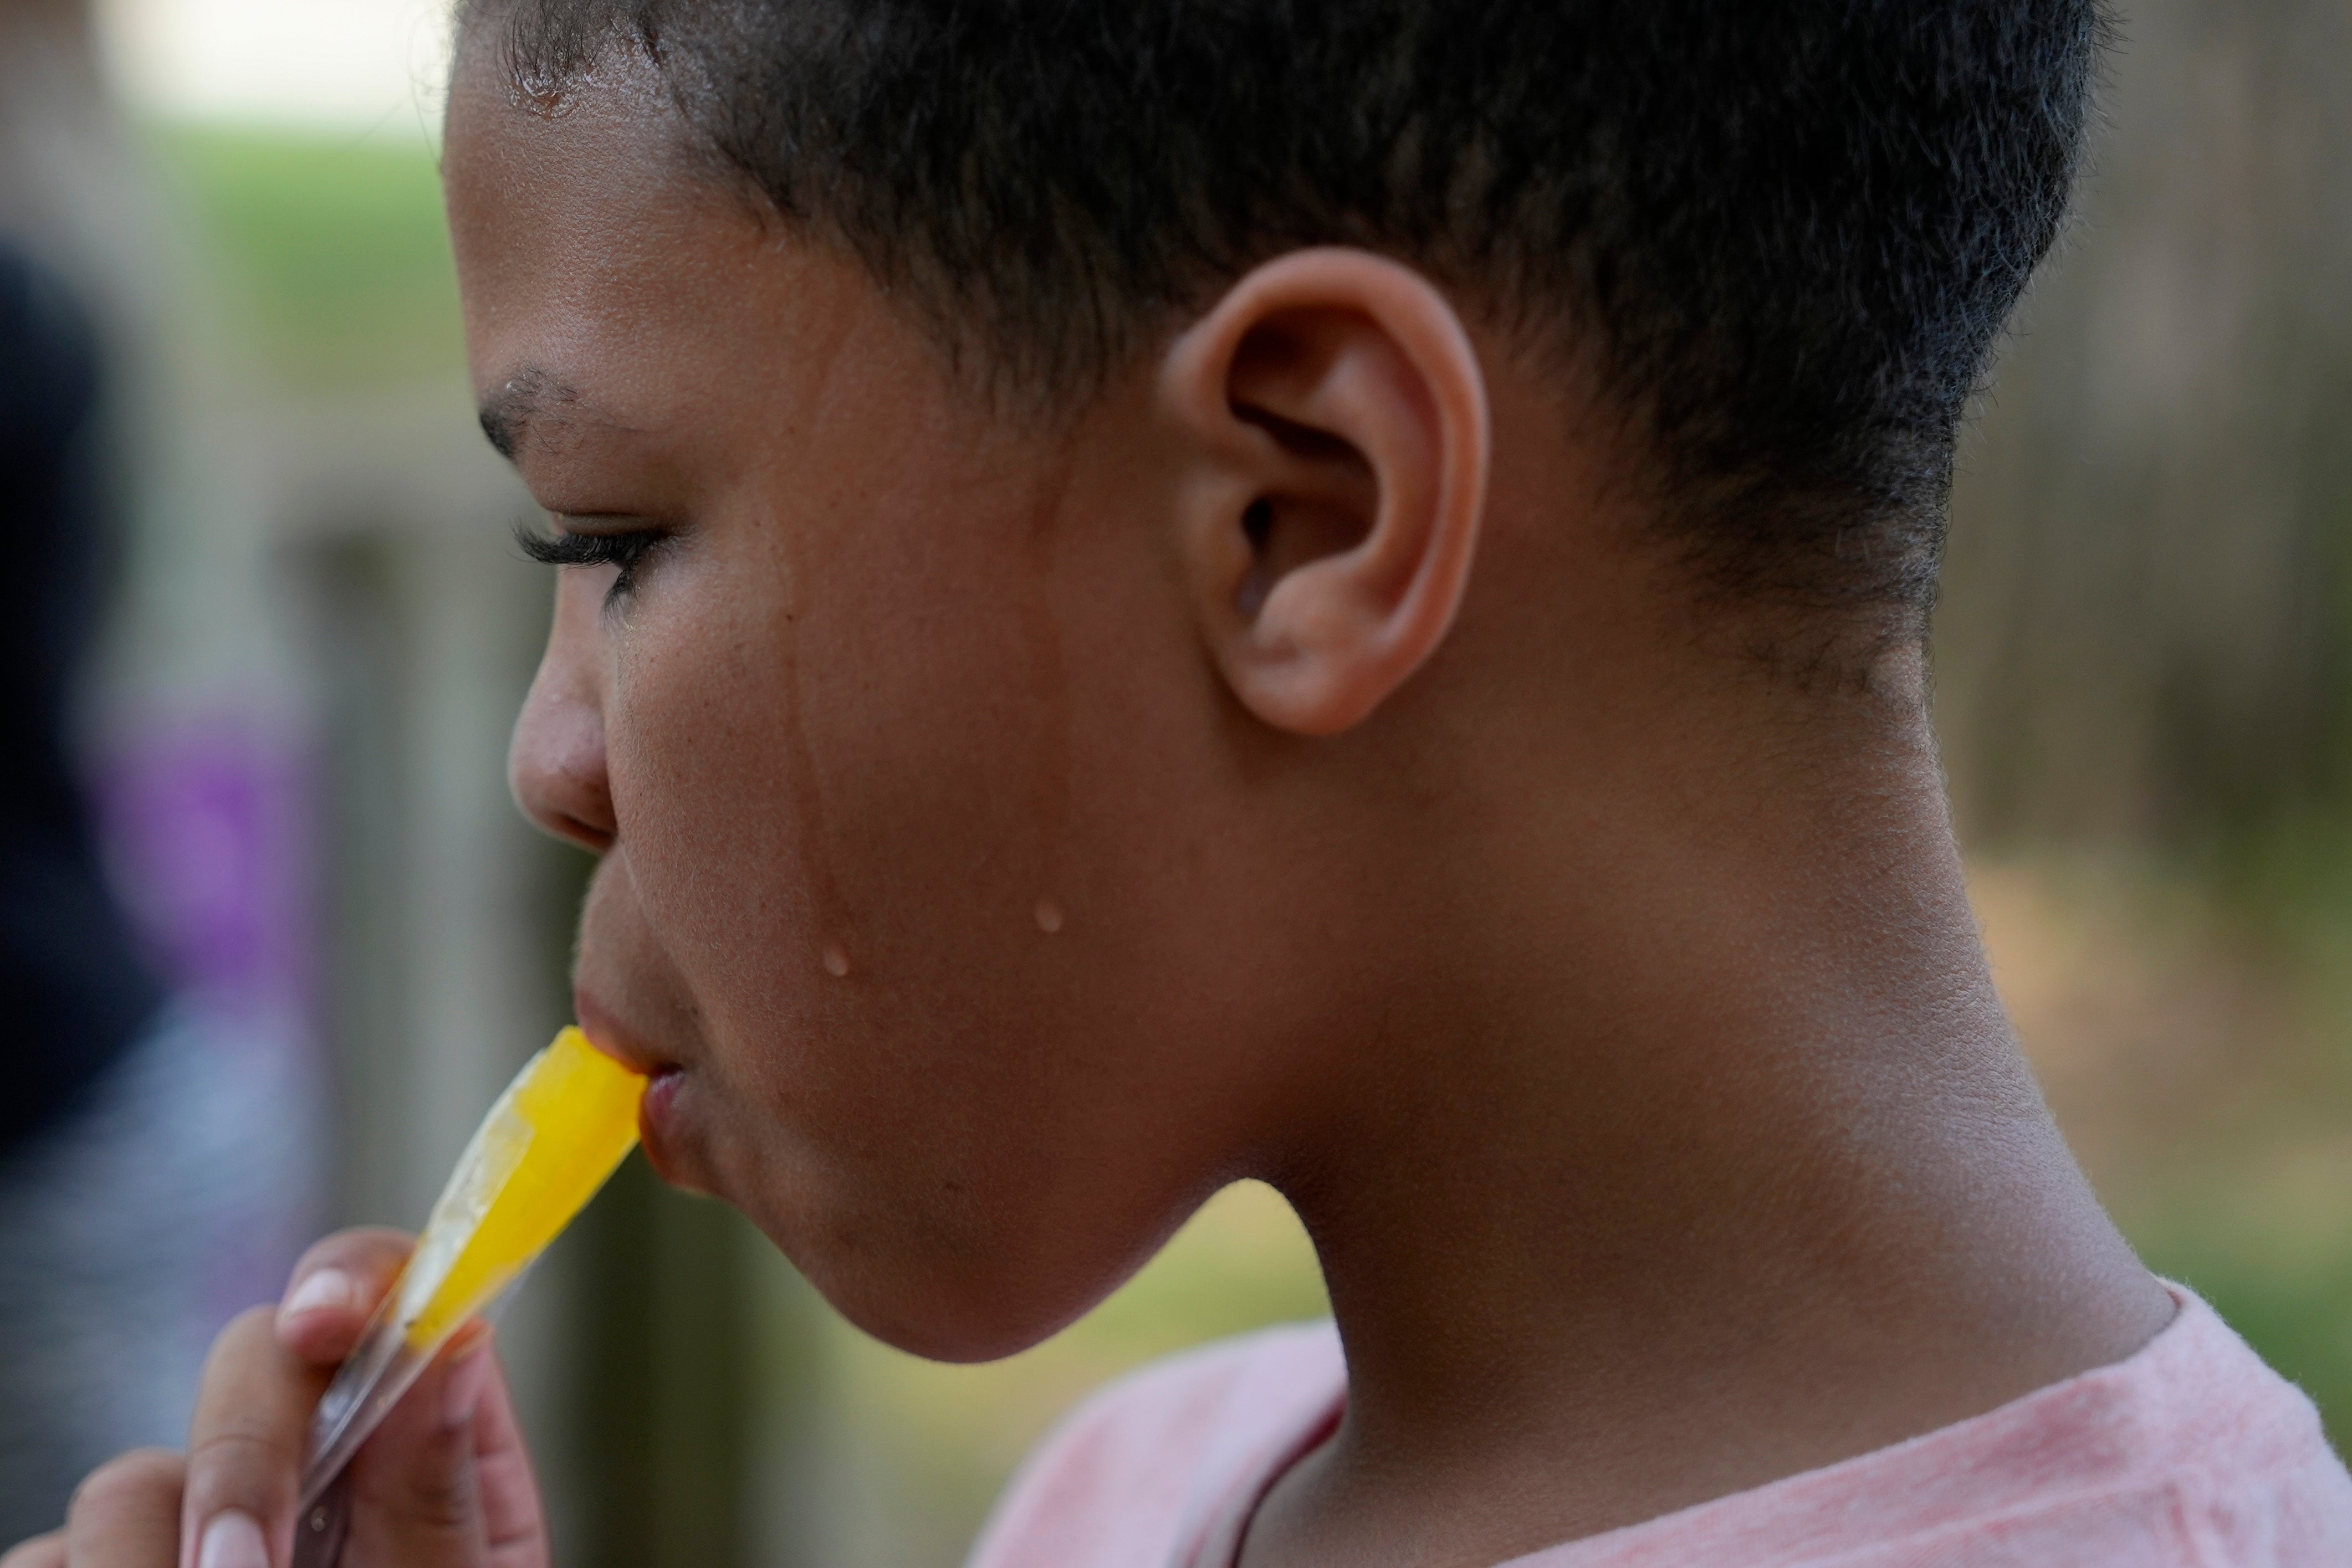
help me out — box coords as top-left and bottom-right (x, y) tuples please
(516, 522), (668, 601)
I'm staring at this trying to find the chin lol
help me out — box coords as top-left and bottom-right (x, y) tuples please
(841, 1288), (1089, 1365)
(753, 1202), (1115, 1364)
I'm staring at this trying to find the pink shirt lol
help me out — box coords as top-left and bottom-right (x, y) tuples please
(969, 1287), (2352, 1567)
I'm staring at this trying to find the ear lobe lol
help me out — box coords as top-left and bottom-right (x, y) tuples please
(1162, 249), (1490, 737)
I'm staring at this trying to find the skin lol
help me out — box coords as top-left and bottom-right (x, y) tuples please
(8, 34), (2174, 1568)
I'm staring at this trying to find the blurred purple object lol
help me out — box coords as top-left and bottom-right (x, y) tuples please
(99, 713), (315, 1024)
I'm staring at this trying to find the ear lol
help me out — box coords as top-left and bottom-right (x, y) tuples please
(1158, 248), (1490, 736)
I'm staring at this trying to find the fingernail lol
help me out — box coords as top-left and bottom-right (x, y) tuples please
(443, 1342), (495, 1428)
(198, 1509), (269, 1568)
(279, 1268), (355, 1322)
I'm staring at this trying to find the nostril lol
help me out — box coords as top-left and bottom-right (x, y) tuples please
(510, 704), (616, 850)
(510, 751), (617, 853)
(1243, 498), (1274, 550)
(560, 814), (616, 855)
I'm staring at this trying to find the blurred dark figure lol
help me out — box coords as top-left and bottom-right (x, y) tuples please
(0, 228), (318, 1539)
(0, 0), (322, 1543)
(0, 0), (322, 1539)
(0, 239), (179, 1536)
(0, 240), (165, 1151)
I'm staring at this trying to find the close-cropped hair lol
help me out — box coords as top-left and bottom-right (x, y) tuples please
(461, 0), (2106, 637)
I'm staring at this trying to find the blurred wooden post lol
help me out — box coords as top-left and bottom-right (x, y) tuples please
(561, 1159), (779, 1568)
(1937, 0), (2352, 844)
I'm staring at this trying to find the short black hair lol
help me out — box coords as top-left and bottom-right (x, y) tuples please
(462, 0), (2105, 638)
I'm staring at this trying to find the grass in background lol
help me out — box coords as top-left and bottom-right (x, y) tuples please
(2133, 1176), (2352, 1451)
(2163, 818), (2352, 1444)
(146, 124), (463, 386)
(1977, 850), (2352, 1450)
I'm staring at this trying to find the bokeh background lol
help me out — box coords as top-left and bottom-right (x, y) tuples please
(2, 0), (2347, 1563)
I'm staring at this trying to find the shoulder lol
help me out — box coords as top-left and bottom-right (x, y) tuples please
(2143, 1291), (2352, 1566)
(1506, 1287), (2352, 1568)
(965, 1321), (1344, 1568)
(1867, 1287), (2352, 1567)
(1849, 1287), (2352, 1568)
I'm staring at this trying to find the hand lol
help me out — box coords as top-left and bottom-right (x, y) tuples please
(1, 1229), (549, 1568)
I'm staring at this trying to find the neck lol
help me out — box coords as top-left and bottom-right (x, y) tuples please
(1252, 674), (2170, 1568)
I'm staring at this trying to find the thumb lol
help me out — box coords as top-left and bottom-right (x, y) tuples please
(339, 1340), (503, 1567)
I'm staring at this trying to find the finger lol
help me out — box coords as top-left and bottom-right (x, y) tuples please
(180, 1308), (324, 1568)
(274, 1229), (413, 1365)
(0, 1534), (65, 1568)
(343, 1339), (498, 1566)
(446, 1334), (546, 1565)
(61, 1449), (182, 1568)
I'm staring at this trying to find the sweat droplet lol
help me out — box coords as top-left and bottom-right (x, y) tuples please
(1034, 899), (1064, 934)
(822, 944), (851, 977)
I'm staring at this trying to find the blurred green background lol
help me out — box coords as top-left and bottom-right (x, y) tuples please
(160, 128), (465, 386)
(107, 0), (2352, 1557)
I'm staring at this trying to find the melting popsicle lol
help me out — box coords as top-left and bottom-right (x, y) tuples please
(294, 1027), (645, 1556)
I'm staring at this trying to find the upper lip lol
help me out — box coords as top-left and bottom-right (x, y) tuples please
(573, 990), (679, 1078)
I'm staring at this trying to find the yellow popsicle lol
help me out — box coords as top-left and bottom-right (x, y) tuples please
(395, 1026), (646, 1346)
(295, 1027), (646, 1552)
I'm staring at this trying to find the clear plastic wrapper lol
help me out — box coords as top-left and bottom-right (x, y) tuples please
(293, 1027), (643, 1565)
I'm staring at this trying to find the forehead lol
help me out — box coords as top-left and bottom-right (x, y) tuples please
(441, 44), (897, 474)
(443, 40), (718, 330)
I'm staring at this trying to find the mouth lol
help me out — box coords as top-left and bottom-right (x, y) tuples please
(571, 987), (677, 1072)
(636, 1066), (688, 1182)
(574, 989), (677, 1077)
(574, 990), (692, 1178)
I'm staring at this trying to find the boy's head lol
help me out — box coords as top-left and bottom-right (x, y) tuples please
(467, 0), (2102, 634)
(448, 2), (2103, 1360)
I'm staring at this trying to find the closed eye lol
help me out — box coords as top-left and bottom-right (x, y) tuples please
(516, 521), (668, 603)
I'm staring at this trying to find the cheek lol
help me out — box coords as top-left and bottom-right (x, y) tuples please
(587, 508), (1266, 1358)
(604, 551), (1063, 1024)
(596, 548), (1116, 1241)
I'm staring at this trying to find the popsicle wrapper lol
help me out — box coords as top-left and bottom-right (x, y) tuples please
(298, 1026), (643, 1518)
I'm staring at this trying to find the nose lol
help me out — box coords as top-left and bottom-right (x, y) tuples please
(510, 575), (617, 854)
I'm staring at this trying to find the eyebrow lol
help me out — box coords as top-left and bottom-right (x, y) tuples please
(478, 367), (585, 462)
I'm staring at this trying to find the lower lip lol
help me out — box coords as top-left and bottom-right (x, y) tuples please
(638, 1067), (686, 1177)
